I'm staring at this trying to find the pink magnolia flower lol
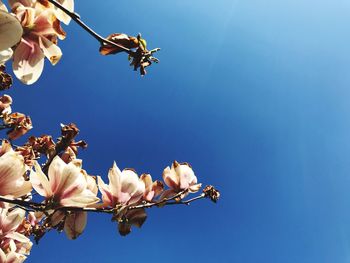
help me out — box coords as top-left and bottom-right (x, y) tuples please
(0, 151), (32, 198)
(9, 0), (66, 84)
(161, 161), (202, 199)
(30, 156), (100, 207)
(98, 162), (145, 207)
(0, 205), (32, 262)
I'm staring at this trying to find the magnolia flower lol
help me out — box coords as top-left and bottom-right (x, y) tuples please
(30, 156), (100, 207)
(8, 0), (66, 84)
(0, 206), (32, 262)
(98, 162), (145, 207)
(161, 161), (201, 199)
(0, 151), (32, 198)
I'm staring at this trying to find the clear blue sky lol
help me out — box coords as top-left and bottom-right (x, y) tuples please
(8, 0), (350, 262)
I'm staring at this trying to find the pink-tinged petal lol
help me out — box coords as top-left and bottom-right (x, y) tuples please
(12, 38), (45, 85)
(108, 162), (121, 198)
(3, 208), (25, 233)
(0, 151), (31, 198)
(177, 163), (196, 189)
(58, 162), (87, 200)
(6, 232), (30, 244)
(97, 176), (113, 206)
(0, 151), (24, 184)
(55, 0), (74, 25)
(32, 10), (57, 35)
(60, 190), (100, 207)
(64, 212), (86, 240)
(162, 166), (179, 190)
(6, 251), (26, 263)
(8, 181), (32, 198)
(48, 156), (66, 194)
(39, 36), (62, 65)
(128, 179), (145, 205)
(30, 161), (52, 198)
(140, 174), (152, 191)
(120, 169), (139, 195)
(85, 174), (98, 195)
(8, 0), (34, 8)
(117, 192), (132, 204)
(152, 180), (164, 197)
(0, 10), (23, 50)
(50, 210), (65, 226)
(0, 48), (13, 64)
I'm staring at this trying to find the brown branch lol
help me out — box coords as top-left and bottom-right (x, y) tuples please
(46, 0), (134, 55)
(0, 191), (206, 215)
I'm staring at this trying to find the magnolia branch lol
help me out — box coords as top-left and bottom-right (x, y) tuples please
(0, 189), (212, 215)
(46, 0), (133, 55)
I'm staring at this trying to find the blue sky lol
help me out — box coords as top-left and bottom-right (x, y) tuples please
(7, 0), (350, 262)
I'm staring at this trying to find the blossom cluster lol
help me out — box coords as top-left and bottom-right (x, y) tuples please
(0, 119), (218, 262)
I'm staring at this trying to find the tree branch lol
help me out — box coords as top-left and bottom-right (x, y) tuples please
(0, 191), (207, 215)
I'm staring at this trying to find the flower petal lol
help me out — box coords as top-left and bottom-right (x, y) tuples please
(30, 161), (52, 198)
(55, 0), (74, 25)
(38, 36), (62, 65)
(0, 48), (13, 64)
(97, 176), (113, 206)
(0, 10), (23, 50)
(12, 38), (45, 85)
(48, 156), (66, 194)
(64, 212), (87, 240)
(108, 162), (121, 198)
(60, 189), (99, 207)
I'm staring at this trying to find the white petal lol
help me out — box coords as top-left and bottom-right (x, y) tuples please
(30, 162), (52, 198)
(55, 0), (74, 25)
(0, 48), (13, 64)
(12, 38), (45, 85)
(38, 36), (62, 65)
(120, 169), (140, 196)
(108, 162), (121, 198)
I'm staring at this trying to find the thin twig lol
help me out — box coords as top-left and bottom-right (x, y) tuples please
(46, 0), (134, 55)
(0, 190), (205, 215)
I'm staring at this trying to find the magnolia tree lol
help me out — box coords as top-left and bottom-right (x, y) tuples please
(0, 0), (220, 262)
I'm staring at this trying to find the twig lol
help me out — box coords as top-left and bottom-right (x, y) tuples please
(46, 0), (134, 55)
(0, 191), (205, 215)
